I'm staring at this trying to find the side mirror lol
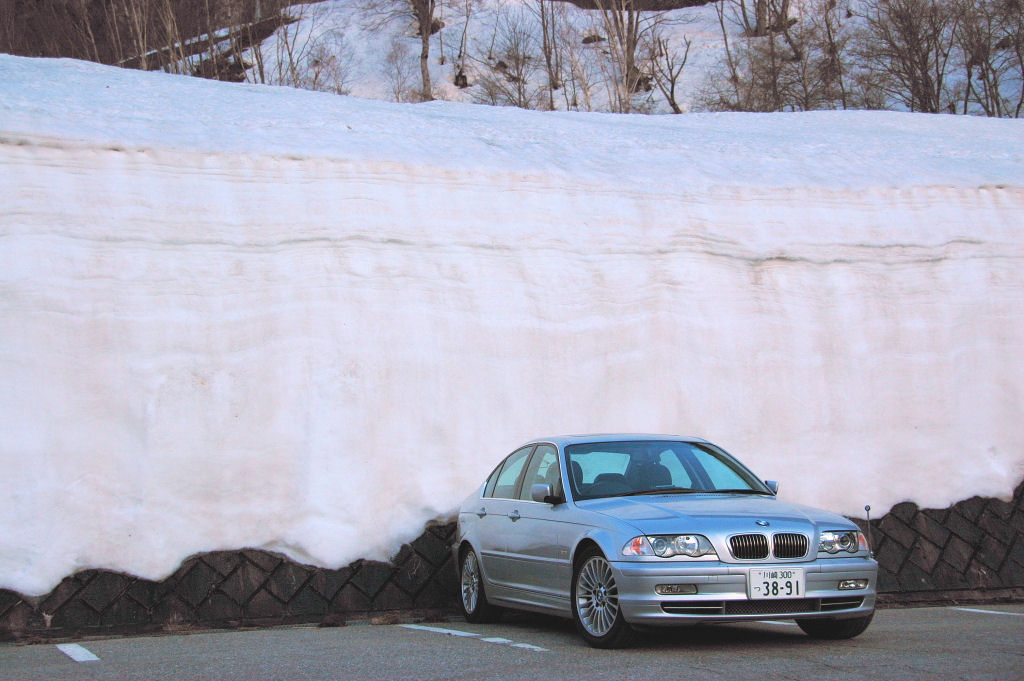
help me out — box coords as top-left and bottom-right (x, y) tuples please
(531, 483), (563, 505)
(764, 480), (779, 495)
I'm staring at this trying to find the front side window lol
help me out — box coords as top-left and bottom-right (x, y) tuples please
(518, 444), (560, 500)
(566, 441), (768, 500)
(485, 445), (534, 499)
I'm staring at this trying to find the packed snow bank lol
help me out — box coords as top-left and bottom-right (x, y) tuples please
(1, 55), (1023, 597)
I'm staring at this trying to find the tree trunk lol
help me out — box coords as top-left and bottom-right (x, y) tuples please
(420, 22), (432, 100)
(414, 0), (434, 101)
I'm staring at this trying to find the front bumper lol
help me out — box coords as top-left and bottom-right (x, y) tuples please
(611, 556), (877, 626)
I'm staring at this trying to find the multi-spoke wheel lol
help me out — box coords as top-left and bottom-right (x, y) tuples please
(572, 547), (634, 648)
(459, 547), (500, 623)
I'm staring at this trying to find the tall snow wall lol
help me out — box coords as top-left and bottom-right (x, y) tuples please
(1, 56), (1023, 597)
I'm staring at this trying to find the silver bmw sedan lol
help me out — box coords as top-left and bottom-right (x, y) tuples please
(453, 434), (878, 648)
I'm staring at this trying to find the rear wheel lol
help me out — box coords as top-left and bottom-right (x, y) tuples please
(572, 547), (635, 648)
(459, 548), (500, 623)
(796, 613), (874, 639)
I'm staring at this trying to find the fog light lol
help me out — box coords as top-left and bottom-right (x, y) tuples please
(655, 584), (698, 595)
(838, 579), (868, 590)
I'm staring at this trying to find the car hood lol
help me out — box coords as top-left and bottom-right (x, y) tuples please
(578, 494), (855, 535)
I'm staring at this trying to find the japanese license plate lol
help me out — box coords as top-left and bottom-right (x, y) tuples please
(748, 567), (805, 599)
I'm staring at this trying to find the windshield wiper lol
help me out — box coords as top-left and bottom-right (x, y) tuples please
(624, 487), (703, 496)
(586, 487), (749, 500)
(584, 489), (690, 500)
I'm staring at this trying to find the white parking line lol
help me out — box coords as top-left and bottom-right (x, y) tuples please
(56, 643), (100, 663)
(509, 642), (549, 652)
(400, 624), (480, 637)
(951, 607), (1024, 618)
(400, 624), (549, 652)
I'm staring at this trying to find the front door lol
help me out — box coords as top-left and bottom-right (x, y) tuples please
(502, 445), (573, 611)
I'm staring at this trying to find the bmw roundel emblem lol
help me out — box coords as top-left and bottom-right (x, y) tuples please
(756, 520), (770, 527)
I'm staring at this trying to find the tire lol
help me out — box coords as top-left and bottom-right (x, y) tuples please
(459, 548), (500, 623)
(796, 612), (874, 640)
(571, 547), (635, 649)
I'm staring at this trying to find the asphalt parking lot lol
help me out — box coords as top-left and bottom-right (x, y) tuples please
(2, 604), (1022, 681)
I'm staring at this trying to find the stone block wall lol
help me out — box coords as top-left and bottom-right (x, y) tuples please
(857, 478), (1024, 603)
(2, 481), (1022, 641)
(0, 522), (459, 641)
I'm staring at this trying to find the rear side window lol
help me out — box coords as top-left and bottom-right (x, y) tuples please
(484, 445), (534, 499)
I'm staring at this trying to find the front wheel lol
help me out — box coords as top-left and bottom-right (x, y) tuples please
(459, 548), (500, 623)
(796, 613), (874, 639)
(572, 548), (635, 648)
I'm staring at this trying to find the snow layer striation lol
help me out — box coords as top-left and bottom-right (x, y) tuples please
(1, 55), (1023, 596)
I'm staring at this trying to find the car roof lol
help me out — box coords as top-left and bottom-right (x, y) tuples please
(523, 433), (712, 448)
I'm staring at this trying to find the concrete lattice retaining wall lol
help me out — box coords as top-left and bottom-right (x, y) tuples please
(2, 481), (1022, 641)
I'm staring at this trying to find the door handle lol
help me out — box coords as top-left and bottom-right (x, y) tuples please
(476, 507), (487, 518)
(508, 510), (521, 521)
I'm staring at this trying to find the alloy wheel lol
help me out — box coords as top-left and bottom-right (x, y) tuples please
(575, 555), (620, 637)
(461, 551), (481, 614)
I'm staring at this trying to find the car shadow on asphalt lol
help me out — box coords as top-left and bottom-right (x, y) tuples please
(489, 610), (825, 650)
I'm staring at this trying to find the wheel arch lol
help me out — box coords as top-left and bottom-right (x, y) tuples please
(457, 539), (479, 573)
(571, 525), (630, 569)
(571, 537), (604, 569)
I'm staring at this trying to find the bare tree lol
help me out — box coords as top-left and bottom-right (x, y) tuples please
(734, 0), (795, 37)
(0, 2), (15, 56)
(275, 11), (305, 87)
(956, 0), (1023, 115)
(1002, 0), (1024, 116)
(854, 0), (963, 112)
(772, 0), (859, 110)
(701, 0), (863, 112)
(473, 7), (544, 109)
(158, 0), (188, 73)
(0, 0), (104, 61)
(120, 0), (154, 69)
(446, 0), (479, 87)
(560, 19), (600, 110)
(700, 0), (790, 110)
(102, 0), (127, 64)
(384, 33), (418, 101)
(591, 0), (646, 112)
(813, 0), (855, 108)
(307, 31), (356, 94)
(1, 0), (300, 80)
(361, 0), (444, 101)
(526, 0), (570, 110)
(264, 4), (355, 94)
(201, 0), (224, 80)
(72, 0), (103, 62)
(649, 28), (691, 113)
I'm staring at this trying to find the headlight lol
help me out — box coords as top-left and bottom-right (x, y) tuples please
(818, 530), (867, 554)
(622, 534), (717, 558)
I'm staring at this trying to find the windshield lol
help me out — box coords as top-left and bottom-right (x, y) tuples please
(565, 440), (770, 501)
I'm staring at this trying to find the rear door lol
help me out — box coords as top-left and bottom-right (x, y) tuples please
(475, 445), (534, 590)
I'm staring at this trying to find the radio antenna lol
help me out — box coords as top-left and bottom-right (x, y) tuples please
(864, 505), (874, 557)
